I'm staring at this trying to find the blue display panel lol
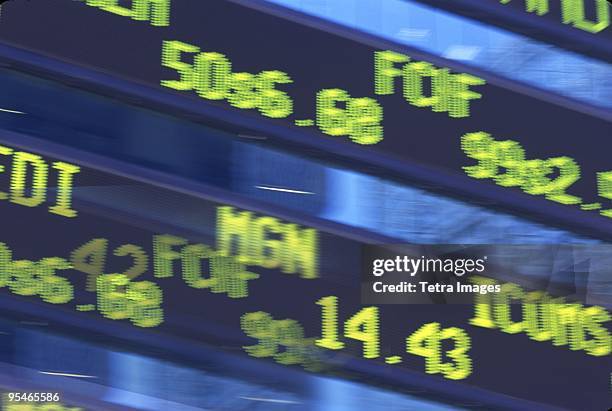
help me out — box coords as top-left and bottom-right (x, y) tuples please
(0, 0), (610, 239)
(0, 140), (608, 411)
(0, 65), (601, 244)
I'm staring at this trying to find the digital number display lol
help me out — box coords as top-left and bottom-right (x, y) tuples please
(0, 141), (608, 410)
(0, 0), (611, 237)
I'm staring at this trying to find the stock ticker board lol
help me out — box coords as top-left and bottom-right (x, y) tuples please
(0, 1), (612, 237)
(0, 141), (608, 410)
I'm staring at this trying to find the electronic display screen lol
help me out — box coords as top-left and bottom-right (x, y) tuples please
(0, 140), (608, 411)
(0, 0), (611, 239)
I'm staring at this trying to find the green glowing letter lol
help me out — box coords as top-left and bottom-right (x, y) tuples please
(565, 0), (610, 33)
(10, 151), (48, 208)
(133, 0), (171, 27)
(493, 283), (526, 334)
(161, 40), (199, 91)
(552, 303), (585, 350)
(0, 145), (13, 200)
(581, 305), (611, 356)
(216, 206), (253, 264)
(256, 70), (293, 119)
(449, 73), (485, 118)
(469, 276), (498, 329)
(194, 52), (232, 100)
(316, 296), (345, 350)
(344, 306), (380, 359)
(49, 161), (80, 218)
(153, 234), (186, 278)
(281, 223), (318, 279)
(374, 50), (410, 95)
(522, 291), (553, 342)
